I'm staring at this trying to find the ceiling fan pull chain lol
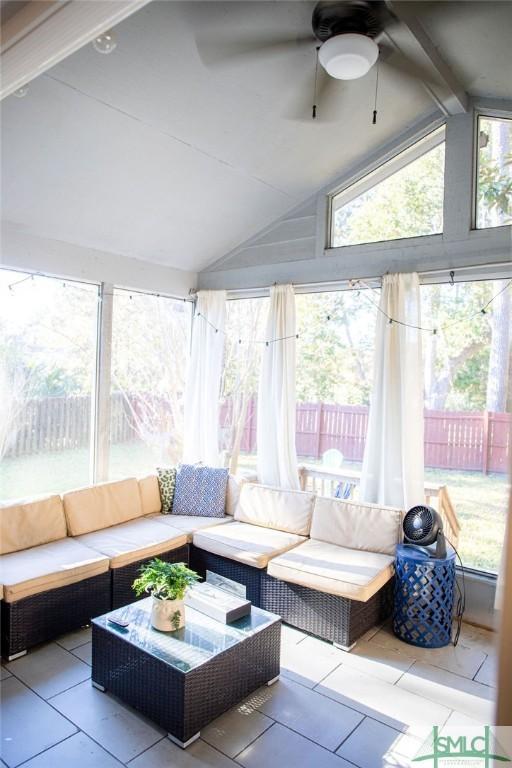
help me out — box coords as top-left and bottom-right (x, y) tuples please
(312, 46), (320, 119)
(372, 60), (379, 125)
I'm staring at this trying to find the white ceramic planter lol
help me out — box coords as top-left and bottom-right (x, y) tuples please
(151, 595), (185, 632)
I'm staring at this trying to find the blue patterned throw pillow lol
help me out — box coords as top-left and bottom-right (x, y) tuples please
(172, 464), (229, 518)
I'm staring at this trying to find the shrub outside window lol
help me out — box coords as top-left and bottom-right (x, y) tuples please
(0, 270), (99, 500)
(330, 130), (445, 248)
(476, 115), (512, 229)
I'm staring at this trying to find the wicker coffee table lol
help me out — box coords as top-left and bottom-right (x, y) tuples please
(91, 597), (281, 748)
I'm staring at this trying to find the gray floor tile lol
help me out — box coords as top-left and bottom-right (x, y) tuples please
(71, 642), (92, 666)
(128, 737), (237, 767)
(280, 636), (343, 688)
(0, 666), (12, 681)
(336, 717), (423, 768)
(368, 625), (487, 680)
(317, 664), (452, 736)
(0, 676), (77, 767)
(442, 710), (487, 728)
(56, 627), (92, 651)
(474, 655), (496, 687)
(20, 732), (124, 768)
(280, 624), (307, 646)
(396, 662), (495, 723)
(5, 643), (91, 699)
(201, 698), (273, 758)
(250, 677), (364, 751)
(51, 681), (164, 763)
(457, 624), (497, 656)
(303, 635), (415, 684)
(237, 722), (354, 768)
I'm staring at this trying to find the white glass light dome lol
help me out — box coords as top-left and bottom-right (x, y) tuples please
(318, 33), (379, 80)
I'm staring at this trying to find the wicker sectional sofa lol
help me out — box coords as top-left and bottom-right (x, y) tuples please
(189, 483), (402, 649)
(0, 473), (402, 658)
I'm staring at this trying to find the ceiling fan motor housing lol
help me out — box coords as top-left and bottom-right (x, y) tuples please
(312, 0), (385, 42)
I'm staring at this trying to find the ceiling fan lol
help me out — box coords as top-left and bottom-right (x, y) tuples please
(195, 0), (440, 121)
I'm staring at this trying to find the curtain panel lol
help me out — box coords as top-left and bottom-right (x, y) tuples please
(183, 290), (226, 467)
(360, 272), (424, 510)
(257, 284), (300, 490)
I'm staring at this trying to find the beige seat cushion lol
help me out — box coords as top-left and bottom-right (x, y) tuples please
(234, 483), (315, 536)
(63, 478), (144, 536)
(148, 513), (233, 539)
(139, 475), (162, 515)
(75, 518), (188, 569)
(0, 538), (109, 603)
(193, 521), (305, 569)
(1, 495), (67, 555)
(267, 539), (395, 602)
(311, 496), (402, 556)
(0, 583), (3, 601)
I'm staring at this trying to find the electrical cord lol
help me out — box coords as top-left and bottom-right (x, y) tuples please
(446, 536), (466, 646)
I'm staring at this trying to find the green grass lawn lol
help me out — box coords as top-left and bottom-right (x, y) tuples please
(1, 446), (508, 573)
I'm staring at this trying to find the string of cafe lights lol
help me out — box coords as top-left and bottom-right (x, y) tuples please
(196, 276), (512, 345)
(6, 270), (511, 345)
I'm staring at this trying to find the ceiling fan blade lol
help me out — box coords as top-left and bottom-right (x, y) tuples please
(196, 33), (315, 69)
(315, 69), (346, 121)
(286, 67), (345, 123)
(380, 44), (442, 88)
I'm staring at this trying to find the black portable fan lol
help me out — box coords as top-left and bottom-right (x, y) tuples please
(403, 505), (447, 559)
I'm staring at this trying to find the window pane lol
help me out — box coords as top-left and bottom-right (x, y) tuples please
(476, 116), (512, 229)
(331, 141), (445, 247)
(422, 279), (511, 572)
(295, 289), (378, 475)
(109, 290), (191, 478)
(0, 270), (98, 500)
(220, 297), (268, 474)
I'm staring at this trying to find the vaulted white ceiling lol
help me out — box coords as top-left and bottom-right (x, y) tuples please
(1, 1), (511, 273)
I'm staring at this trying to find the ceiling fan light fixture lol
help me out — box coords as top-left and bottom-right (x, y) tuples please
(318, 33), (378, 80)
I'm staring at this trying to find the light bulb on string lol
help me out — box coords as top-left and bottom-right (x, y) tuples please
(92, 30), (117, 55)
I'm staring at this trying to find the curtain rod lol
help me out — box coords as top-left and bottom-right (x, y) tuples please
(198, 261), (511, 299)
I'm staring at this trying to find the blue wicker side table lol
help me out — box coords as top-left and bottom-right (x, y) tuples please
(393, 543), (456, 649)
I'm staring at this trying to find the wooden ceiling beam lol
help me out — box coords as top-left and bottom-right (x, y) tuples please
(385, 1), (469, 115)
(1, 0), (151, 100)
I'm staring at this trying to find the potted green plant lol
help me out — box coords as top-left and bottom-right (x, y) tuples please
(132, 559), (200, 632)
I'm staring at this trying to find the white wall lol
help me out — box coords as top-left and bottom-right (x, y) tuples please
(1, 222), (197, 297)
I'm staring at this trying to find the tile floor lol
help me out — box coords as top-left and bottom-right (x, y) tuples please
(0, 620), (497, 768)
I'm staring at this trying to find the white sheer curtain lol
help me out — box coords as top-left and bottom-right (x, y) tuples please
(360, 273), (424, 510)
(183, 290), (226, 466)
(257, 284), (300, 489)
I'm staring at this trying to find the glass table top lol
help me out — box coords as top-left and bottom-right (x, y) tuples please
(92, 598), (280, 674)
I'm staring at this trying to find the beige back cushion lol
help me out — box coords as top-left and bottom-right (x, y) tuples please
(225, 472), (258, 516)
(311, 496), (403, 556)
(234, 483), (315, 536)
(139, 475), (162, 515)
(63, 478), (143, 536)
(0, 495), (67, 554)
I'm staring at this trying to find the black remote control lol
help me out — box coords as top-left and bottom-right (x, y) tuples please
(108, 615), (130, 628)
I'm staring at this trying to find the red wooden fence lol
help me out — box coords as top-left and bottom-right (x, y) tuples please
(220, 400), (512, 474)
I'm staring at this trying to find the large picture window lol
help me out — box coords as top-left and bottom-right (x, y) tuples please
(330, 129), (445, 248)
(220, 297), (268, 474)
(108, 289), (192, 479)
(294, 289), (378, 466)
(476, 115), (512, 229)
(0, 270), (99, 500)
(421, 279), (511, 573)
